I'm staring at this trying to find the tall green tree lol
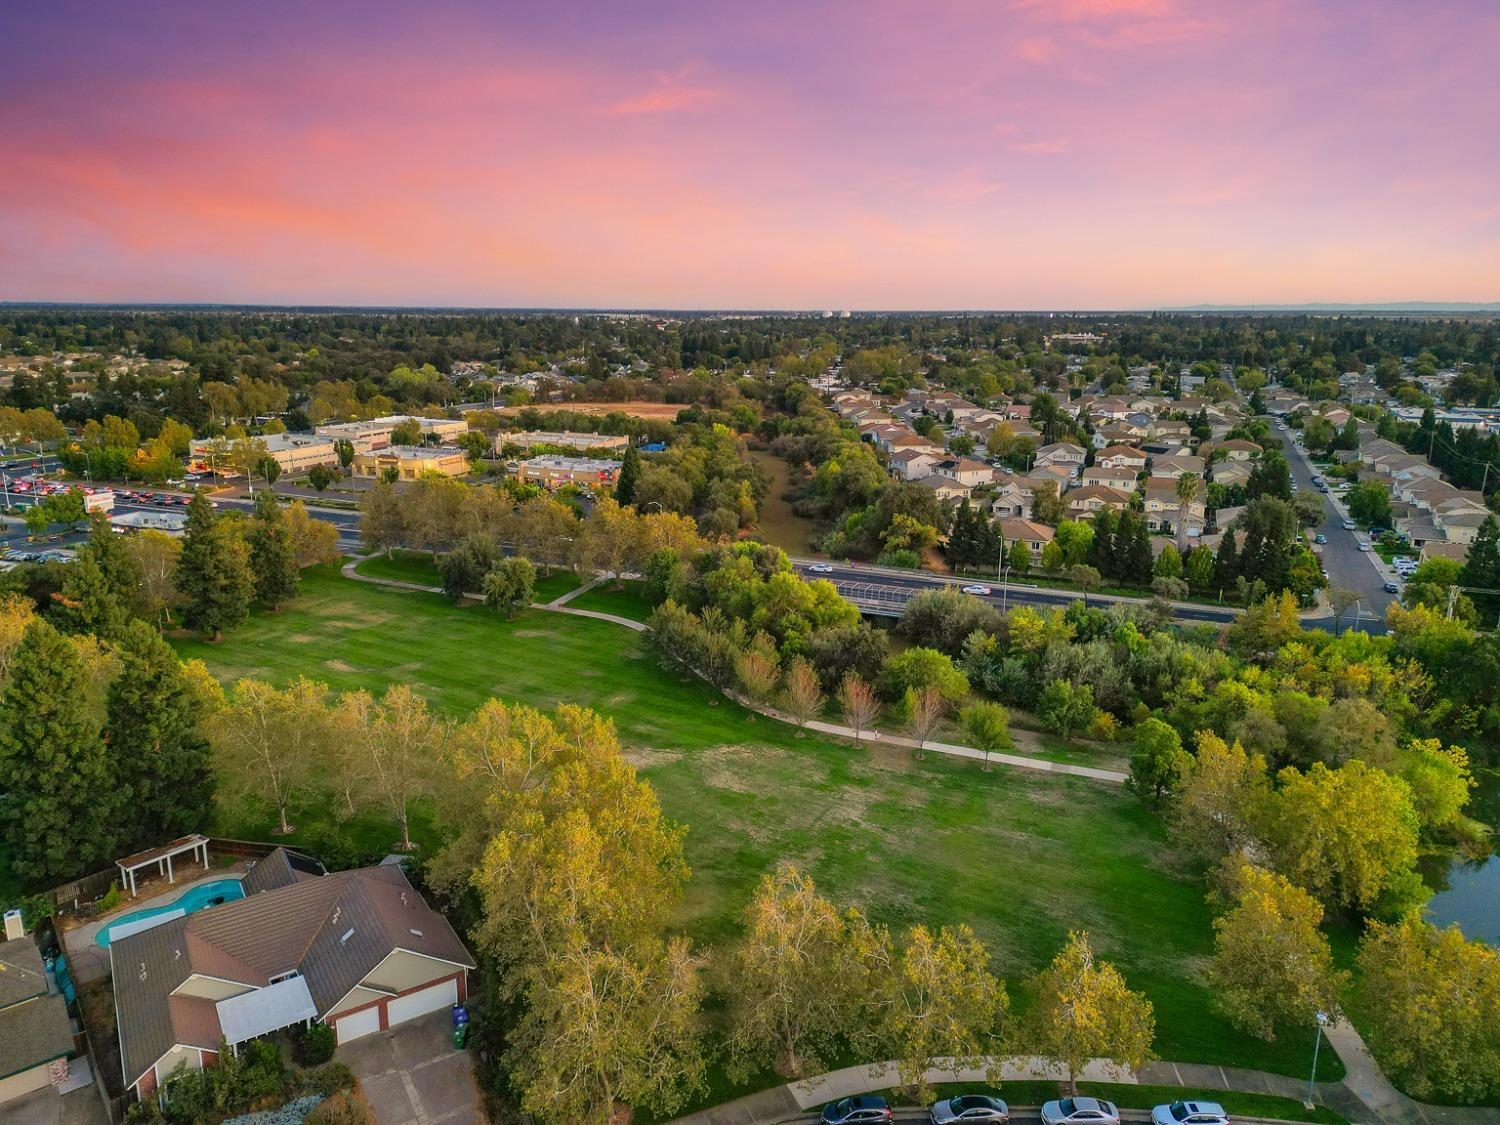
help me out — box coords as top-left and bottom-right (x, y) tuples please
(1458, 515), (1500, 618)
(0, 620), (120, 880)
(615, 443), (642, 508)
(50, 515), (140, 641)
(247, 490), (299, 609)
(107, 622), (216, 851)
(176, 491), (253, 640)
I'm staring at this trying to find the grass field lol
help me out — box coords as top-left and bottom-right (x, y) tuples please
(747, 448), (824, 556)
(170, 566), (1344, 1085)
(566, 579), (656, 621)
(352, 550), (582, 603)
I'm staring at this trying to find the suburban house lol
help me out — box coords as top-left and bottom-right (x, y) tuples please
(1149, 420), (1192, 443)
(1033, 442), (1087, 477)
(890, 448), (939, 481)
(917, 475), (971, 503)
(989, 480), (1031, 519)
(112, 851), (475, 1102)
(1149, 454), (1206, 480)
(1143, 478), (1207, 532)
(0, 926), (76, 1106)
(1066, 485), (1133, 518)
(1079, 465), (1138, 491)
(996, 518), (1055, 562)
(1211, 460), (1253, 487)
(1096, 445), (1148, 473)
(351, 445), (469, 481)
(1093, 423), (1149, 448)
(932, 457), (994, 488)
(1206, 438), (1262, 462)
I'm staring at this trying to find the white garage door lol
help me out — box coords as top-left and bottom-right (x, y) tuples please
(386, 977), (458, 1027)
(335, 1006), (381, 1045)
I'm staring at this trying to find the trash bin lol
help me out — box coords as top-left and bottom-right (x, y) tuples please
(452, 1022), (469, 1050)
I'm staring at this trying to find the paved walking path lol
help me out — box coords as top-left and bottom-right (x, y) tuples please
(341, 559), (1128, 785)
(669, 1035), (1500, 1125)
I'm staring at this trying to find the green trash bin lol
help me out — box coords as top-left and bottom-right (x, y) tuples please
(452, 1023), (469, 1050)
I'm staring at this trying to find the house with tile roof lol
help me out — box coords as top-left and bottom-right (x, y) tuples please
(111, 850), (474, 1102)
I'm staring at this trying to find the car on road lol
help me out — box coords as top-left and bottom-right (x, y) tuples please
(808, 562), (834, 574)
(822, 1096), (893, 1125)
(931, 1094), (1008, 1125)
(1358, 542), (1371, 551)
(1041, 1098), (1120, 1125)
(1384, 580), (1401, 593)
(1151, 1102), (1229, 1125)
(1314, 533), (1326, 544)
(961, 584), (992, 595)
(1342, 519), (1356, 530)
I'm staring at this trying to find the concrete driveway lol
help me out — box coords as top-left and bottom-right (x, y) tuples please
(339, 1010), (484, 1125)
(4, 1086), (111, 1125)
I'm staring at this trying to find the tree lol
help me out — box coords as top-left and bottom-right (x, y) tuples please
(1031, 481), (1065, 527)
(257, 455), (282, 486)
(735, 647), (780, 703)
(1127, 718), (1191, 800)
(307, 463), (336, 492)
(1184, 545), (1216, 592)
(177, 491), (253, 639)
(107, 622), (216, 851)
(211, 677), (326, 835)
(1328, 587), (1362, 634)
(881, 646), (970, 703)
(334, 438), (356, 469)
(1174, 732), (1270, 866)
(1068, 564), (1101, 606)
(508, 936), (707, 1124)
(128, 529), (182, 627)
(247, 490), (299, 609)
(903, 686), (947, 759)
(1208, 861), (1346, 1042)
(284, 501), (341, 567)
(1037, 679), (1095, 738)
(359, 478), (406, 558)
(615, 444), (642, 507)
(780, 657), (824, 729)
(0, 620), (121, 880)
(1346, 480), (1392, 528)
(1174, 473), (1201, 550)
(873, 924), (1009, 1099)
(1458, 515), (1500, 618)
(1354, 916), (1500, 1103)
(50, 551), (132, 641)
(1006, 536), (1032, 575)
(1154, 544), (1182, 581)
(724, 864), (855, 1079)
(368, 684), (440, 852)
(838, 672), (880, 743)
(960, 700), (1011, 771)
(483, 557), (536, 618)
(1246, 451), (1292, 501)
(1259, 760), (1420, 911)
(1024, 931), (1155, 1094)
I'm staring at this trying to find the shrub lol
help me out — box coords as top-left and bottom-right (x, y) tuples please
(292, 1062), (358, 1099)
(292, 1022), (337, 1066)
(306, 1089), (374, 1125)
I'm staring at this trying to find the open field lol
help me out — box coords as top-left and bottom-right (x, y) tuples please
(169, 566), (1344, 1085)
(352, 550), (582, 603)
(497, 401), (685, 419)
(746, 447), (824, 556)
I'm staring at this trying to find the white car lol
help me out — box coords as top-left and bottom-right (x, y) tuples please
(1151, 1102), (1229, 1125)
(961, 585), (991, 596)
(1041, 1098), (1120, 1125)
(1358, 542), (1371, 551)
(931, 1095), (1008, 1125)
(808, 563), (834, 574)
(1342, 519), (1357, 530)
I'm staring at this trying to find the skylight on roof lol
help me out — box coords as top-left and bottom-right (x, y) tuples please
(340, 928), (355, 944)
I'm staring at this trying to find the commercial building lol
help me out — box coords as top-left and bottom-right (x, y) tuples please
(500, 431), (630, 453)
(351, 445), (468, 481)
(514, 455), (620, 488)
(189, 432), (338, 476)
(315, 415), (468, 453)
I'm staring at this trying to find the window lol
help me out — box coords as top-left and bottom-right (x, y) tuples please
(269, 970), (300, 984)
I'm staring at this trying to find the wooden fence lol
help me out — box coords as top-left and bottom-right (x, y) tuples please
(44, 837), (288, 915)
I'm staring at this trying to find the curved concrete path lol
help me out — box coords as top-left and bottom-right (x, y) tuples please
(340, 559), (1128, 784)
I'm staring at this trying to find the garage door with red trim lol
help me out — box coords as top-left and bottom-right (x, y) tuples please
(335, 1005), (381, 1045)
(386, 976), (458, 1027)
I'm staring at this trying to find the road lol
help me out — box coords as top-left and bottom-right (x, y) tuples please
(1275, 423), (1395, 634)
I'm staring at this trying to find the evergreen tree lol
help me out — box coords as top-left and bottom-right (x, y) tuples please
(947, 499), (977, 569)
(1246, 451), (1292, 501)
(1459, 515), (1500, 618)
(247, 490), (299, 609)
(107, 622), (215, 850)
(615, 444), (642, 508)
(1215, 530), (1240, 590)
(1088, 510), (1119, 579)
(0, 620), (119, 880)
(50, 515), (140, 641)
(177, 490), (253, 640)
(1119, 511), (1154, 585)
(976, 513), (1003, 569)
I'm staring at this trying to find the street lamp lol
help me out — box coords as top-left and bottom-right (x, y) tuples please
(998, 562), (1012, 613)
(1305, 1010), (1329, 1108)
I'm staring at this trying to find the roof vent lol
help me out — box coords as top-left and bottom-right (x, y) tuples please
(174, 949), (182, 960)
(408, 928), (423, 938)
(340, 928), (355, 944)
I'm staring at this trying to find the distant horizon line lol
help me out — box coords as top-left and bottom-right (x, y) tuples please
(3, 300), (1499, 316)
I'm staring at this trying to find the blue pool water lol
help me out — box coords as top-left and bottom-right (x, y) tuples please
(95, 878), (246, 948)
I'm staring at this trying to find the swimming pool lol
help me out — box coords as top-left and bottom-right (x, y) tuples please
(95, 878), (245, 949)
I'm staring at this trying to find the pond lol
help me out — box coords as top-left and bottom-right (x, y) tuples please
(1422, 763), (1499, 945)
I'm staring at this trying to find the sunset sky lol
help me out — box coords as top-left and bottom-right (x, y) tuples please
(2, 0), (1497, 309)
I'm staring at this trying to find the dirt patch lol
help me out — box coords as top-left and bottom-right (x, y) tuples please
(286, 634), (318, 644)
(325, 612), (393, 628)
(624, 747), (684, 769)
(324, 659), (361, 673)
(512, 629), (551, 638)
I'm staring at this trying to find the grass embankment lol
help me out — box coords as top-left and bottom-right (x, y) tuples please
(170, 566), (1344, 1087)
(904, 1083), (1347, 1124)
(352, 549), (581, 603)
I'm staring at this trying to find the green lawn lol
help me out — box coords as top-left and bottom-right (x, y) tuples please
(531, 569), (583, 603)
(170, 566), (1343, 1085)
(893, 1082), (1346, 1124)
(353, 549), (441, 587)
(566, 579), (656, 622)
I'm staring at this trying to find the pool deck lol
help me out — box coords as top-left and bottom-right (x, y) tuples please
(62, 862), (250, 984)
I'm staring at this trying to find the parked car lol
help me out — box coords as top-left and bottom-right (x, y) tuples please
(932, 1095), (1008, 1125)
(1314, 533), (1326, 544)
(1151, 1102), (1229, 1125)
(1042, 1098), (1120, 1125)
(1342, 519), (1356, 530)
(1358, 542), (1371, 552)
(808, 562), (835, 574)
(822, 1097), (893, 1125)
(1384, 580), (1401, 593)
(961, 585), (992, 596)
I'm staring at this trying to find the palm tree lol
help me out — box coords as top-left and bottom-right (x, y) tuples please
(1175, 472), (1202, 552)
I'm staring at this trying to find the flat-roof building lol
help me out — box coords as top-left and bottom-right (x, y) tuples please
(514, 455), (621, 488)
(351, 445), (468, 481)
(315, 415), (468, 453)
(500, 431), (630, 453)
(189, 432), (338, 476)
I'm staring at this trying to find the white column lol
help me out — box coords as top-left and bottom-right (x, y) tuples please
(166, 854), (174, 883)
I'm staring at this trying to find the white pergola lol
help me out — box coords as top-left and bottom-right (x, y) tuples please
(115, 834), (211, 897)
